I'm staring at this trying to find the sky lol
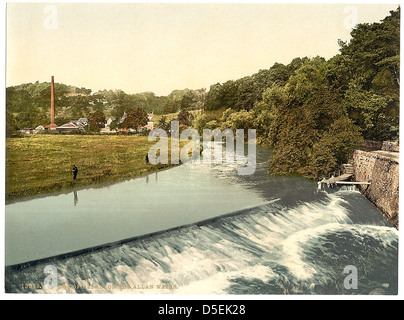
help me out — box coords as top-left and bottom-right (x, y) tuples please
(6, 2), (400, 96)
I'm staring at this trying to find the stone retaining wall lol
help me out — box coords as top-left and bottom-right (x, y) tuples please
(352, 150), (399, 228)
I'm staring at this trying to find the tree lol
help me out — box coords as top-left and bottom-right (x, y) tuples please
(221, 109), (256, 132)
(181, 91), (198, 110)
(119, 107), (148, 132)
(332, 7), (400, 141)
(193, 114), (210, 134)
(16, 111), (36, 129)
(263, 57), (364, 178)
(164, 99), (181, 114)
(109, 118), (120, 131)
(303, 117), (363, 178)
(156, 115), (170, 132)
(177, 109), (194, 127)
(6, 112), (18, 137)
(88, 111), (106, 132)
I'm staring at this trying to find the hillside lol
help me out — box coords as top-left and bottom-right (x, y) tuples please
(6, 82), (206, 130)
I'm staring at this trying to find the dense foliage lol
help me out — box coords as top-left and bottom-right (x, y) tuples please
(88, 111), (106, 132)
(202, 8), (400, 178)
(119, 107), (148, 132)
(6, 8), (399, 179)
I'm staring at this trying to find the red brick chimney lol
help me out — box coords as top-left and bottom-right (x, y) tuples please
(51, 75), (55, 124)
(44, 76), (58, 129)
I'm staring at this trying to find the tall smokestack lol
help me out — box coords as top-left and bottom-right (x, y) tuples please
(51, 76), (55, 124)
(44, 76), (58, 130)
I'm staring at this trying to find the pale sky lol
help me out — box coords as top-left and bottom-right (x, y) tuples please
(6, 2), (399, 96)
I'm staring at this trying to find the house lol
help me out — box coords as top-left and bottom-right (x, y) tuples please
(19, 126), (45, 135)
(56, 120), (87, 132)
(105, 117), (116, 128)
(35, 125), (44, 131)
(20, 128), (34, 135)
(119, 112), (127, 124)
(100, 117), (117, 133)
(78, 118), (88, 126)
(146, 113), (154, 130)
(146, 120), (154, 131)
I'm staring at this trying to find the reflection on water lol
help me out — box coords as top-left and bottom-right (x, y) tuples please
(145, 172), (158, 185)
(74, 191), (78, 206)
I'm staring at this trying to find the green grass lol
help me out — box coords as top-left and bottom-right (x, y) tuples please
(5, 135), (181, 201)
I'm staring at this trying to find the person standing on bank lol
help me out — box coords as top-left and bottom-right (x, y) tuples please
(72, 165), (78, 180)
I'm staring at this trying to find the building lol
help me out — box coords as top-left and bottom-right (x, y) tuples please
(146, 113), (154, 130)
(100, 117), (117, 133)
(78, 118), (88, 126)
(119, 112), (127, 124)
(19, 128), (35, 135)
(56, 120), (87, 132)
(105, 117), (116, 128)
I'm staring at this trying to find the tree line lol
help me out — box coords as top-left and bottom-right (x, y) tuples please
(193, 8), (399, 179)
(6, 8), (400, 179)
(6, 82), (206, 134)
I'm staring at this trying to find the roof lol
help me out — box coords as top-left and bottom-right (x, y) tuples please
(119, 112), (127, 123)
(44, 123), (58, 128)
(57, 120), (86, 129)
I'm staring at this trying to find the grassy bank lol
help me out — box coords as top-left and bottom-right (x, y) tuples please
(5, 135), (180, 201)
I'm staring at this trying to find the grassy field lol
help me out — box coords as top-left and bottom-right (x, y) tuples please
(5, 135), (181, 201)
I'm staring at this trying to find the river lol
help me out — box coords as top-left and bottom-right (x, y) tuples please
(5, 144), (398, 295)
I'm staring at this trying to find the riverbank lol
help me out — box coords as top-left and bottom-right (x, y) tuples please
(5, 135), (181, 202)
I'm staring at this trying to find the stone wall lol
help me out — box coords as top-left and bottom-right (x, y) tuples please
(361, 140), (384, 151)
(352, 150), (399, 229)
(382, 141), (400, 152)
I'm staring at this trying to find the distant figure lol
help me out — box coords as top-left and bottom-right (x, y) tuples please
(72, 165), (78, 180)
(146, 154), (149, 164)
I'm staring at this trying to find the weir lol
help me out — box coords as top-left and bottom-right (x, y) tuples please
(5, 185), (398, 295)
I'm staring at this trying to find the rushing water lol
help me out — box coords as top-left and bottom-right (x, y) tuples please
(5, 145), (398, 295)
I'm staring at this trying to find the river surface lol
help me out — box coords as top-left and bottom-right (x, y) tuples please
(5, 145), (398, 294)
